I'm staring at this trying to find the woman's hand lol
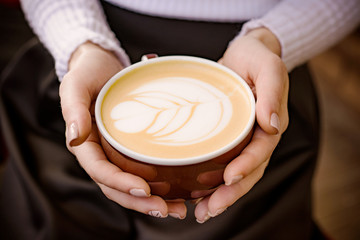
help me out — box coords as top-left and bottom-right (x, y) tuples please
(195, 28), (289, 223)
(59, 42), (187, 219)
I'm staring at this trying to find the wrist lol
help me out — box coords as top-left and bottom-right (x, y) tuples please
(69, 42), (95, 69)
(245, 28), (281, 57)
(69, 41), (121, 70)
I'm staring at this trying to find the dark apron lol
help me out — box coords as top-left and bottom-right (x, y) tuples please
(0, 2), (324, 239)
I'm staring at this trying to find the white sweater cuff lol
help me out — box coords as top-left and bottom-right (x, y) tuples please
(52, 28), (131, 80)
(20, 0), (131, 80)
(238, 0), (360, 72)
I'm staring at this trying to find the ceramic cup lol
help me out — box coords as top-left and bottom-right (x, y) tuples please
(95, 55), (255, 200)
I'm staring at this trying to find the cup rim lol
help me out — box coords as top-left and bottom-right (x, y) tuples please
(95, 55), (255, 166)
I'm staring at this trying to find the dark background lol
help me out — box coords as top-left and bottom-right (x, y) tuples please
(0, 2), (359, 239)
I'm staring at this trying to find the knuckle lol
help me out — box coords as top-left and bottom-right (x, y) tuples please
(266, 54), (288, 76)
(268, 54), (284, 67)
(99, 184), (113, 199)
(238, 151), (259, 176)
(85, 160), (104, 183)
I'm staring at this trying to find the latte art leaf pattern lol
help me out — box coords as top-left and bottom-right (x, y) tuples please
(111, 77), (233, 145)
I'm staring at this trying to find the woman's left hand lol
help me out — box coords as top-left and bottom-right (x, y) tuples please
(194, 28), (289, 223)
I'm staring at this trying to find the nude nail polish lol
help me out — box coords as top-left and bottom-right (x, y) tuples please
(225, 174), (243, 186)
(67, 122), (79, 146)
(169, 213), (185, 219)
(208, 207), (227, 217)
(129, 188), (150, 197)
(148, 210), (167, 218)
(270, 113), (280, 133)
(196, 214), (210, 224)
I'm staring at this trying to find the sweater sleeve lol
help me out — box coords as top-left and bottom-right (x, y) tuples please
(20, 0), (131, 80)
(238, 0), (360, 72)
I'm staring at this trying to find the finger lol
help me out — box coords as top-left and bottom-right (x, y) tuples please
(72, 134), (151, 197)
(254, 55), (289, 135)
(206, 159), (269, 218)
(194, 196), (211, 223)
(99, 183), (168, 218)
(224, 126), (279, 186)
(166, 200), (187, 219)
(60, 71), (93, 146)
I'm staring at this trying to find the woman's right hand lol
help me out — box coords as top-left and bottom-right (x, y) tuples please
(59, 42), (187, 219)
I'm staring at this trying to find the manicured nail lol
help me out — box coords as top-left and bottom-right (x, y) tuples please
(129, 188), (150, 197)
(208, 207), (227, 217)
(67, 122), (79, 146)
(148, 210), (167, 218)
(196, 214), (210, 224)
(270, 113), (280, 133)
(169, 213), (185, 219)
(192, 197), (204, 205)
(225, 174), (243, 186)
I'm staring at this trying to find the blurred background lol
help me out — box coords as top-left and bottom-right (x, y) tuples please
(310, 29), (360, 239)
(0, 2), (359, 239)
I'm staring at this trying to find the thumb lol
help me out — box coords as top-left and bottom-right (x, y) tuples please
(254, 61), (289, 135)
(60, 71), (93, 147)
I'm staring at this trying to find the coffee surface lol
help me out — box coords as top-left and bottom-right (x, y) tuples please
(101, 60), (251, 159)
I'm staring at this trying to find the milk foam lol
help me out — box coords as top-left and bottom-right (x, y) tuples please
(110, 77), (233, 146)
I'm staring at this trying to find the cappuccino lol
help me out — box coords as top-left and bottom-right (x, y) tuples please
(99, 57), (253, 161)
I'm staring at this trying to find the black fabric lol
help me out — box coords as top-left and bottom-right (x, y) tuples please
(102, 2), (243, 63)
(0, 4), (323, 240)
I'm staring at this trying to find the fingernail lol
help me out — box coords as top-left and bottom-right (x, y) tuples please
(208, 207), (227, 217)
(129, 188), (150, 197)
(196, 214), (210, 224)
(225, 174), (243, 186)
(67, 122), (79, 146)
(192, 197), (204, 205)
(169, 213), (185, 219)
(148, 210), (167, 218)
(270, 113), (280, 133)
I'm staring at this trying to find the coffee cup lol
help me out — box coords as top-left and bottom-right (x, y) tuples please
(95, 55), (255, 200)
